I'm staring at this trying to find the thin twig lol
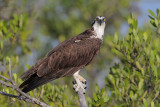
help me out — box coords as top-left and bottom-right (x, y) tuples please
(0, 75), (11, 81)
(0, 80), (13, 88)
(0, 58), (51, 107)
(8, 58), (12, 81)
(0, 76), (51, 107)
(0, 91), (19, 98)
(0, 58), (87, 107)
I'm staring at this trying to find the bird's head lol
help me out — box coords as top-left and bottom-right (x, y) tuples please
(92, 16), (106, 26)
(91, 16), (106, 39)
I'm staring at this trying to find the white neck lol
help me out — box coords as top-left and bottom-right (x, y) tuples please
(92, 22), (105, 39)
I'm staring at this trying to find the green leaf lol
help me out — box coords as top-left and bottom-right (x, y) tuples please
(143, 32), (148, 41)
(5, 88), (9, 93)
(138, 78), (144, 90)
(101, 87), (105, 94)
(6, 56), (10, 62)
(155, 18), (159, 27)
(151, 64), (158, 77)
(133, 19), (138, 29)
(102, 92), (109, 102)
(157, 8), (159, 13)
(143, 99), (148, 107)
(150, 19), (157, 28)
(148, 15), (155, 20)
(149, 9), (156, 18)
(93, 93), (98, 101)
(0, 40), (3, 50)
(136, 61), (141, 70)
(146, 34), (152, 43)
(26, 64), (31, 69)
(2, 26), (7, 34)
(108, 74), (115, 85)
(19, 15), (24, 28)
(0, 21), (3, 28)
(13, 73), (18, 81)
(129, 91), (133, 99)
(114, 32), (118, 43)
(154, 91), (159, 100)
(116, 78), (119, 87)
(128, 18), (133, 25)
(95, 84), (99, 92)
(151, 101), (154, 107)
(156, 8), (159, 16)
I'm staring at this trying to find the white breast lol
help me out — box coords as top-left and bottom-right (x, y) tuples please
(93, 22), (105, 39)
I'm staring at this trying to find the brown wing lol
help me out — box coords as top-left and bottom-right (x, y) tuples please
(19, 28), (102, 92)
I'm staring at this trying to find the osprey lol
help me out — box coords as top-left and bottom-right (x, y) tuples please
(19, 16), (106, 93)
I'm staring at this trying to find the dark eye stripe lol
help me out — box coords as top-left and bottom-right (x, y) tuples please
(95, 16), (105, 21)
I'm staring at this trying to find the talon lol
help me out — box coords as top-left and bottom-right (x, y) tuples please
(84, 86), (87, 89)
(72, 80), (76, 84)
(82, 80), (87, 84)
(73, 72), (86, 94)
(84, 81), (87, 84)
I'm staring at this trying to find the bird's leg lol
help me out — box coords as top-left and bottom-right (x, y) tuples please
(72, 76), (87, 90)
(73, 71), (87, 94)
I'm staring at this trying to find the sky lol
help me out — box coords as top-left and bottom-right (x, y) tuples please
(120, 0), (160, 35)
(138, 0), (160, 26)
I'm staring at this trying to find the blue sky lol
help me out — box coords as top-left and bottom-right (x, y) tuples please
(138, 0), (160, 26)
(120, 0), (160, 35)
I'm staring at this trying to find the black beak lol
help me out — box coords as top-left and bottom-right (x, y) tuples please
(98, 20), (103, 25)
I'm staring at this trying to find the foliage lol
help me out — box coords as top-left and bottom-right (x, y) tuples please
(89, 85), (109, 107)
(105, 9), (160, 106)
(40, 0), (132, 39)
(0, 14), (30, 58)
(1, 0), (160, 107)
(0, 14), (78, 107)
(0, 13), (30, 106)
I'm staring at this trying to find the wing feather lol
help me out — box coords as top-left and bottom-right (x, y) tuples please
(19, 28), (102, 92)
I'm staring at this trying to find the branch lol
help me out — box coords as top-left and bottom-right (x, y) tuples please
(0, 58), (51, 107)
(77, 87), (87, 107)
(0, 58), (87, 107)
(0, 75), (88, 107)
(0, 78), (51, 107)
(0, 91), (19, 98)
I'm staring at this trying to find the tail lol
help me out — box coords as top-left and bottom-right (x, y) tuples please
(19, 73), (54, 93)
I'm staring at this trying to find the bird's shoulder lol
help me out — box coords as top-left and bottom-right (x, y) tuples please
(20, 28), (102, 79)
(46, 28), (97, 56)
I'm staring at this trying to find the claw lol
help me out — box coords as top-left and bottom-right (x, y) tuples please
(84, 86), (87, 89)
(73, 72), (87, 94)
(72, 80), (77, 84)
(82, 80), (86, 84)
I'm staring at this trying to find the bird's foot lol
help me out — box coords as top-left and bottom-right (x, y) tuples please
(72, 79), (87, 94)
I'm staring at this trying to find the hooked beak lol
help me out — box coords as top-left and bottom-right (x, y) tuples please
(98, 20), (103, 25)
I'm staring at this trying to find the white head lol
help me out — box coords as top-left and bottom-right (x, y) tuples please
(92, 16), (106, 39)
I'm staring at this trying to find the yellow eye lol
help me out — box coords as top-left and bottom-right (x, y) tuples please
(103, 18), (105, 21)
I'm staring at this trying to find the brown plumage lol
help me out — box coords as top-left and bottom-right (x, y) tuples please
(19, 28), (103, 93)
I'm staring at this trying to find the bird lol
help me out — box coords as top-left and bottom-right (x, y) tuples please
(19, 16), (106, 94)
